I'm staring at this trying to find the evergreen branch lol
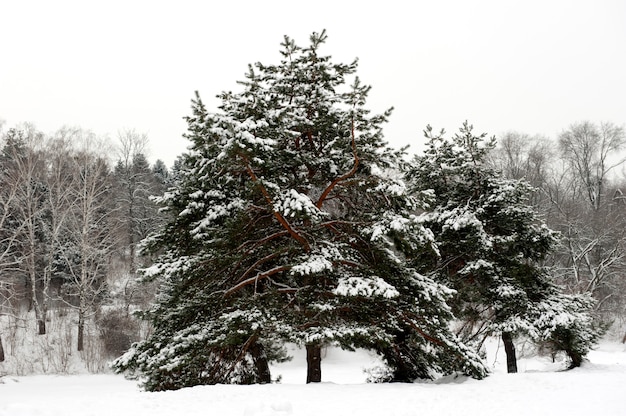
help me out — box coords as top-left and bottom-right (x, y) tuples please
(316, 117), (359, 209)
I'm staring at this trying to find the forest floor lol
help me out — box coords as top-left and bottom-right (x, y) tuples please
(1, 339), (625, 416)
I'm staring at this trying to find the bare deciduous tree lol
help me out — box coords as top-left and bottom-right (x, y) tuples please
(114, 129), (150, 272)
(548, 122), (626, 317)
(58, 132), (118, 351)
(489, 131), (555, 207)
(558, 121), (626, 211)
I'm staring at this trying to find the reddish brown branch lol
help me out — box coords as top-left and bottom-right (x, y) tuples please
(400, 314), (445, 347)
(236, 250), (286, 283)
(222, 332), (259, 380)
(224, 266), (291, 297)
(241, 155), (310, 252)
(307, 130), (315, 150)
(320, 220), (364, 236)
(229, 231), (290, 277)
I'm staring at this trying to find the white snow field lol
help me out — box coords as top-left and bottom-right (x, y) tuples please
(1, 341), (625, 416)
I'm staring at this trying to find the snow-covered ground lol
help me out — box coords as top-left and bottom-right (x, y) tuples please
(1, 341), (625, 416)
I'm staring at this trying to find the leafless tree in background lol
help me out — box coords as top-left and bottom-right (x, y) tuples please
(58, 132), (118, 351)
(488, 131), (554, 208)
(558, 121), (626, 211)
(115, 129), (150, 273)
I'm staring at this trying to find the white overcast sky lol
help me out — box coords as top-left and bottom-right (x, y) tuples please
(1, 0), (625, 167)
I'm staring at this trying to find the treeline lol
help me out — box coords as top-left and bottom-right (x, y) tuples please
(0, 123), (169, 367)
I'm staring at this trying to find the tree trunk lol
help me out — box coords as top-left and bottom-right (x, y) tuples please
(0, 333), (5, 362)
(502, 331), (518, 373)
(30, 252), (46, 335)
(77, 313), (84, 352)
(250, 342), (271, 384)
(37, 318), (46, 335)
(306, 343), (322, 383)
(381, 331), (415, 382)
(566, 348), (583, 369)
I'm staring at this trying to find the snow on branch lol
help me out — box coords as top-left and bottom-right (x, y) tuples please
(274, 189), (327, 222)
(333, 276), (399, 298)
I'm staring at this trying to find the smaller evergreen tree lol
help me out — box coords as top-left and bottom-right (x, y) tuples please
(406, 122), (601, 371)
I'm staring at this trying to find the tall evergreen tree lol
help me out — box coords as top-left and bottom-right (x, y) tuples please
(407, 122), (601, 371)
(113, 32), (487, 391)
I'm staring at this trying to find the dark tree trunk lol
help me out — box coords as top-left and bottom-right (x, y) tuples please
(250, 342), (271, 384)
(381, 331), (415, 382)
(382, 346), (412, 382)
(37, 318), (46, 335)
(566, 348), (583, 369)
(306, 343), (322, 383)
(0, 334), (5, 362)
(502, 331), (518, 373)
(77, 315), (84, 352)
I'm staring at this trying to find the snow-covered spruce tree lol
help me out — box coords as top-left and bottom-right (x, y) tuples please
(112, 32), (487, 390)
(406, 122), (601, 371)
